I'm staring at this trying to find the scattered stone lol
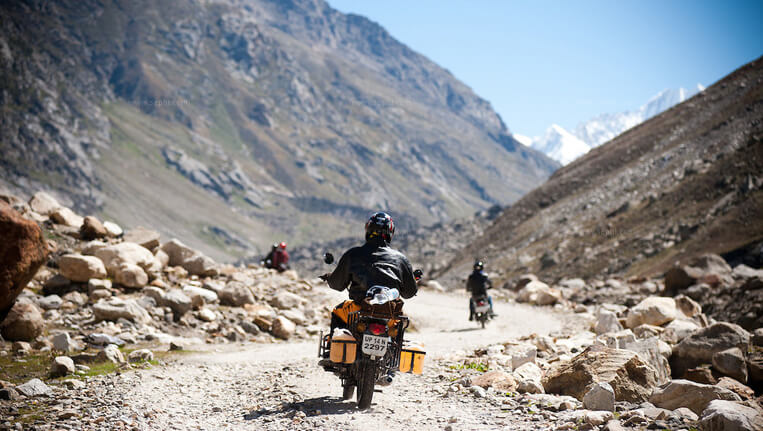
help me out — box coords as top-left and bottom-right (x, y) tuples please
(95, 242), (161, 278)
(595, 310), (624, 335)
(127, 349), (154, 363)
(509, 344), (537, 369)
(583, 382), (615, 411)
(671, 322), (751, 378)
(52, 332), (75, 352)
(50, 207), (84, 228)
(161, 239), (197, 267)
(162, 289), (192, 317)
(85, 333), (125, 347)
(674, 295), (702, 318)
(183, 253), (219, 276)
(712, 347), (748, 383)
(92, 298), (151, 323)
(270, 291), (307, 310)
(58, 253), (107, 282)
(0, 302), (44, 341)
(28, 191), (60, 215)
(50, 356), (76, 377)
(62, 379), (86, 390)
(123, 227), (161, 250)
(15, 378), (52, 397)
(471, 371), (517, 391)
(38, 294), (63, 310)
(716, 377), (755, 400)
(271, 316), (296, 339)
(625, 297), (677, 328)
(197, 308), (217, 322)
(169, 342), (183, 351)
(649, 379), (741, 414)
(182, 285), (218, 304)
(115, 263), (149, 288)
(12, 341), (32, 355)
(97, 344), (125, 364)
(0, 387), (21, 401)
(698, 399), (762, 431)
(219, 281), (255, 306)
(514, 362), (544, 394)
(661, 319), (700, 344)
(517, 280), (561, 306)
(80, 216), (108, 240)
(103, 221), (123, 237)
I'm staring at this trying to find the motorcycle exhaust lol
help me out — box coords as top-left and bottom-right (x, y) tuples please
(377, 373), (394, 386)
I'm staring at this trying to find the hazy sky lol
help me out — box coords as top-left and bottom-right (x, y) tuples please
(327, 0), (763, 137)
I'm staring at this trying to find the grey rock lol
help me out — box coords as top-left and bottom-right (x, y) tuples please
(92, 298), (151, 323)
(699, 399), (762, 431)
(712, 347), (748, 383)
(97, 344), (125, 364)
(649, 379), (740, 414)
(670, 322), (751, 378)
(219, 281), (255, 306)
(583, 382), (615, 411)
(123, 226), (161, 250)
(162, 289), (192, 317)
(127, 349), (154, 363)
(15, 378), (52, 397)
(38, 294), (63, 310)
(50, 356), (76, 377)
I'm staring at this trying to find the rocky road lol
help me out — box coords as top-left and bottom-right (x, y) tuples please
(82, 289), (579, 430)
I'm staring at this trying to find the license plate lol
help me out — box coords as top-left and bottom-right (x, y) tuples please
(475, 304), (489, 313)
(362, 334), (389, 356)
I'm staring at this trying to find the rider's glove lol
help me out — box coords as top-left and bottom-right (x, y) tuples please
(319, 273), (329, 281)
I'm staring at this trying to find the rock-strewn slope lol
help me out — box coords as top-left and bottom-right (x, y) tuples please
(0, 0), (556, 261)
(439, 57), (763, 286)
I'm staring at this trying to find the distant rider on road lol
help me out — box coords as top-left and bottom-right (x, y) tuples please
(467, 260), (496, 320)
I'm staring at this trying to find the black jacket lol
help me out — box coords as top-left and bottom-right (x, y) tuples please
(327, 241), (418, 303)
(466, 270), (491, 297)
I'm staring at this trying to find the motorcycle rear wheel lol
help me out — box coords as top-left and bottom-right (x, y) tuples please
(356, 360), (376, 410)
(480, 316), (486, 329)
(342, 383), (355, 400)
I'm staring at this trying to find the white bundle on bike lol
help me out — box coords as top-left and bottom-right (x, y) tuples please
(367, 286), (400, 305)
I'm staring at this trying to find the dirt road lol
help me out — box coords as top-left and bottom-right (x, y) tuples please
(82, 290), (580, 430)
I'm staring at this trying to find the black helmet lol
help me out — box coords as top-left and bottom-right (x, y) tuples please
(473, 260), (484, 271)
(365, 212), (395, 243)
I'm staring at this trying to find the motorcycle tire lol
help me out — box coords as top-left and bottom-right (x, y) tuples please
(481, 317), (486, 329)
(342, 383), (355, 400)
(357, 360), (376, 410)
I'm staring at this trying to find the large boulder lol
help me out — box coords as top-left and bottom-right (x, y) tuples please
(712, 347), (748, 383)
(123, 227), (161, 250)
(161, 289), (192, 317)
(0, 201), (48, 321)
(516, 280), (561, 306)
(95, 242), (161, 278)
(620, 336), (672, 385)
(625, 297), (677, 328)
(92, 298), (151, 324)
(79, 216), (107, 241)
(219, 281), (255, 306)
(28, 192), (60, 215)
(514, 362), (545, 394)
(50, 356), (76, 377)
(670, 322), (751, 378)
(270, 291), (307, 310)
(699, 400), (763, 431)
(0, 302), (44, 341)
(471, 371), (517, 391)
(183, 254), (219, 277)
(542, 345), (658, 403)
(58, 254), (107, 282)
(50, 207), (84, 228)
(161, 239), (197, 267)
(664, 266), (703, 296)
(271, 316), (296, 339)
(649, 379), (740, 414)
(114, 263), (149, 288)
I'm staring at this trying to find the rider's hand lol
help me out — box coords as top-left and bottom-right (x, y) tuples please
(319, 273), (329, 281)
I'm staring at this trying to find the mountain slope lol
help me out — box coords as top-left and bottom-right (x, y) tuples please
(436, 57), (763, 286)
(0, 0), (557, 261)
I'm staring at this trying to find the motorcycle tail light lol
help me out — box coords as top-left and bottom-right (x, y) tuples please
(477, 301), (486, 306)
(369, 323), (387, 335)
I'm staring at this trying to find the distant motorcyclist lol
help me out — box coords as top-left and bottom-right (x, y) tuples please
(262, 242), (290, 272)
(321, 212), (418, 335)
(467, 260), (495, 320)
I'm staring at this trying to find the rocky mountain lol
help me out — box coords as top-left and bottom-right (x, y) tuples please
(0, 0), (557, 262)
(437, 57), (763, 288)
(526, 86), (704, 165)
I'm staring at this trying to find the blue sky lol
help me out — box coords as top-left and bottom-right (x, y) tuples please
(327, 0), (763, 137)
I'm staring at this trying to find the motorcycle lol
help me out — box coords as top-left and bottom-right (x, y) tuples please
(472, 296), (491, 329)
(318, 252), (426, 410)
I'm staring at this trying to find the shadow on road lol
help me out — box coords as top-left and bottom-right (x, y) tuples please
(448, 327), (483, 333)
(243, 396), (356, 420)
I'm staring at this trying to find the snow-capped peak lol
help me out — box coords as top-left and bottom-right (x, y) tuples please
(530, 124), (590, 165)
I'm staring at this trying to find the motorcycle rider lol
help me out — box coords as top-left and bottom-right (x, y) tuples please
(321, 212), (418, 336)
(262, 242), (290, 272)
(467, 260), (496, 320)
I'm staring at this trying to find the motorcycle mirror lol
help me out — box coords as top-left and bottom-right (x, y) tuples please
(323, 252), (334, 264)
(413, 269), (423, 281)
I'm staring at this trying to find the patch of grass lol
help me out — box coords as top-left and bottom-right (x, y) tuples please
(14, 405), (47, 424)
(0, 352), (56, 384)
(448, 361), (489, 372)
